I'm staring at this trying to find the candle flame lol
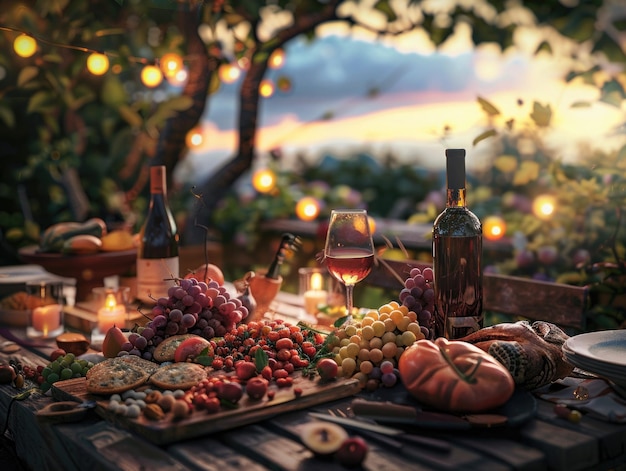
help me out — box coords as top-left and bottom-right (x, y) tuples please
(104, 293), (118, 311)
(311, 272), (323, 291)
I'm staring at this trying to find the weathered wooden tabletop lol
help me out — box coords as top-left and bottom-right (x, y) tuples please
(0, 297), (625, 471)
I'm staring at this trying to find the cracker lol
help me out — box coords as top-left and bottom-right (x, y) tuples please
(152, 334), (195, 363)
(149, 362), (207, 390)
(85, 355), (160, 395)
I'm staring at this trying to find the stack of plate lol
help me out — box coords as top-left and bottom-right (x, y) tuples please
(563, 330), (626, 388)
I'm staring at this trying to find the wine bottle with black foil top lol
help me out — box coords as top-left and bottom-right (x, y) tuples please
(433, 149), (483, 339)
(136, 165), (179, 304)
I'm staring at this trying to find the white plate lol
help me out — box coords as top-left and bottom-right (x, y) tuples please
(564, 352), (626, 388)
(564, 351), (626, 378)
(564, 330), (626, 368)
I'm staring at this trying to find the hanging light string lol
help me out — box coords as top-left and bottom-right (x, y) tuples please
(0, 24), (153, 65)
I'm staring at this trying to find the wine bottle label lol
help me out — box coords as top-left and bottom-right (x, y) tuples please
(136, 257), (179, 303)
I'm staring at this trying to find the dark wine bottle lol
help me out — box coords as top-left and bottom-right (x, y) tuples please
(432, 149), (483, 339)
(136, 165), (179, 304)
(266, 233), (300, 279)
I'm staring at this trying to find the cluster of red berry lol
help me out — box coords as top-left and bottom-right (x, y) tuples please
(203, 319), (325, 373)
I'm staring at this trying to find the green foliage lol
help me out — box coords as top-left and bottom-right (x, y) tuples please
(467, 97), (626, 331)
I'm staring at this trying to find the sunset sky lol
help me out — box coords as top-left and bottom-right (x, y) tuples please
(176, 23), (625, 185)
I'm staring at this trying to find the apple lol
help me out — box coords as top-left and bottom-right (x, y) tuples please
(245, 377), (269, 400)
(102, 325), (128, 358)
(316, 358), (338, 381)
(336, 436), (369, 467)
(216, 381), (244, 403)
(173, 336), (211, 363)
(235, 360), (257, 380)
(185, 263), (225, 286)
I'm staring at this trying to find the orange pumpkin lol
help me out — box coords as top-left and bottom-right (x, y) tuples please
(398, 337), (515, 413)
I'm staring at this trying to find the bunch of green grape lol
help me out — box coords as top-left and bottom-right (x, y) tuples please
(327, 301), (425, 390)
(40, 353), (94, 393)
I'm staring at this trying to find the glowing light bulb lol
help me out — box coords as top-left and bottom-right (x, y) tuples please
(483, 216), (506, 241)
(87, 53), (109, 75)
(218, 63), (240, 83)
(268, 49), (285, 69)
(295, 197), (320, 221)
(259, 79), (275, 98)
(14, 34), (37, 58)
(532, 195), (556, 220)
(252, 169), (276, 193)
(160, 53), (183, 78)
(141, 64), (163, 87)
(185, 127), (204, 148)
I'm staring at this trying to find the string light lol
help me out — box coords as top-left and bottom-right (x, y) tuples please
(185, 127), (204, 148)
(13, 34), (37, 58)
(483, 216), (506, 241)
(532, 195), (556, 220)
(252, 169), (276, 193)
(218, 63), (240, 83)
(86, 52), (109, 75)
(141, 64), (163, 87)
(160, 52), (183, 78)
(295, 197), (320, 221)
(259, 79), (275, 97)
(268, 48), (285, 69)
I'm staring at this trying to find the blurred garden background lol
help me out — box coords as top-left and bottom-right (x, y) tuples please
(0, 0), (625, 331)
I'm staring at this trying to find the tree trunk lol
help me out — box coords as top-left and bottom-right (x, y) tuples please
(183, 1), (341, 245)
(151, 3), (215, 188)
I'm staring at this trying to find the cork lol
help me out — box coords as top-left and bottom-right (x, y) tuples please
(445, 149), (466, 190)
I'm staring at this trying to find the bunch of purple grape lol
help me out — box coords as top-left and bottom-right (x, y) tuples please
(122, 278), (248, 360)
(398, 267), (435, 340)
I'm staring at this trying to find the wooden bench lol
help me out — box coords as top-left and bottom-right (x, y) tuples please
(366, 258), (590, 331)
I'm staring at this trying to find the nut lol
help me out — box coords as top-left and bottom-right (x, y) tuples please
(143, 403), (165, 421)
(145, 391), (162, 404)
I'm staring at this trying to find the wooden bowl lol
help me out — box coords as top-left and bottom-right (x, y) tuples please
(18, 246), (137, 302)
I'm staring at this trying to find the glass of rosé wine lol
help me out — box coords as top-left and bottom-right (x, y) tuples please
(323, 209), (375, 323)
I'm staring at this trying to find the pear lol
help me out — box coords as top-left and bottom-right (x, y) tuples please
(101, 325), (128, 358)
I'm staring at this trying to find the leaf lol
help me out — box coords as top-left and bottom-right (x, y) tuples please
(530, 101), (552, 127)
(26, 91), (55, 114)
(374, 0), (397, 22)
(600, 79), (625, 108)
(254, 348), (268, 372)
(472, 129), (497, 146)
(570, 101), (591, 108)
(117, 105), (143, 128)
(17, 66), (39, 87)
(477, 96), (500, 117)
(534, 40), (552, 55)
(0, 104), (15, 128)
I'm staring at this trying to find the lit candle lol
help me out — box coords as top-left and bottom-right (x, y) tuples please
(32, 304), (62, 336)
(303, 272), (328, 315)
(97, 293), (126, 333)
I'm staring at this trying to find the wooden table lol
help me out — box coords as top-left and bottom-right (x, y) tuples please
(0, 294), (625, 471)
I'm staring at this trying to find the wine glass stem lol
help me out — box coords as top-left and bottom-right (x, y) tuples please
(345, 284), (354, 320)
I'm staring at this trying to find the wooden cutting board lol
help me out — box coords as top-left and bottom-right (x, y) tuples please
(52, 372), (360, 445)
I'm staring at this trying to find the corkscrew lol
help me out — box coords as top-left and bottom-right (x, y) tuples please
(266, 233), (301, 279)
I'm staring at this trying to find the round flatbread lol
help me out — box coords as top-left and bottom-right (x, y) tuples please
(86, 356), (156, 395)
(152, 334), (195, 363)
(149, 362), (207, 390)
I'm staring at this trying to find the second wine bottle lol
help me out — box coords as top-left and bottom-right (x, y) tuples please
(136, 165), (179, 304)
